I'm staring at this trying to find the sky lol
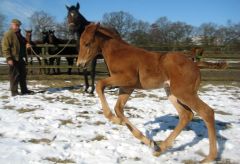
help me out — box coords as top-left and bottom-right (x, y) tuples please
(0, 0), (240, 29)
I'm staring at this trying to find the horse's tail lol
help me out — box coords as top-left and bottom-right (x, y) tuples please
(197, 61), (228, 69)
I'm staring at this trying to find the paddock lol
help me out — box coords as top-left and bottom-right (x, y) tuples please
(0, 80), (239, 163)
(0, 44), (239, 163)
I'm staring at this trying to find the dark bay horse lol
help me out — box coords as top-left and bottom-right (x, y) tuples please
(48, 30), (78, 75)
(66, 2), (102, 94)
(77, 23), (217, 163)
(25, 30), (49, 74)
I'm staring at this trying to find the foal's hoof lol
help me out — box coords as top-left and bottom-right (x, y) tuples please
(200, 156), (216, 163)
(151, 141), (162, 157)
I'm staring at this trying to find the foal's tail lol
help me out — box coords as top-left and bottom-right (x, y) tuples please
(196, 61), (228, 69)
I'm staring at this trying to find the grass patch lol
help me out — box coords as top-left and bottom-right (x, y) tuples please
(94, 121), (106, 125)
(216, 159), (236, 164)
(4, 105), (15, 110)
(0, 95), (9, 99)
(133, 157), (141, 161)
(45, 157), (75, 163)
(27, 138), (52, 144)
(17, 108), (36, 113)
(182, 159), (197, 164)
(91, 134), (107, 141)
(58, 119), (74, 125)
(34, 116), (44, 120)
(215, 110), (232, 115)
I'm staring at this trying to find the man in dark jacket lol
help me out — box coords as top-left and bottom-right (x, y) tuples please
(1, 19), (33, 96)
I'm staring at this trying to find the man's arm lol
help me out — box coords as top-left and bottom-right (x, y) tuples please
(1, 34), (14, 65)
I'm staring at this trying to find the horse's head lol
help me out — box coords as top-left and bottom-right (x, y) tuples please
(66, 2), (81, 33)
(25, 29), (32, 44)
(41, 30), (49, 43)
(77, 23), (101, 68)
(48, 30), (57, 44)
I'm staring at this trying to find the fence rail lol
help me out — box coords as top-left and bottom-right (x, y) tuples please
(0, 44), (239, 81)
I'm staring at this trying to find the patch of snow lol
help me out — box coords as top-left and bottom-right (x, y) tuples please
(0, 81), (239, 163)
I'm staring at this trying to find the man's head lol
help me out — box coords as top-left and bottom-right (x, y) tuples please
(11, 19), (22, 32)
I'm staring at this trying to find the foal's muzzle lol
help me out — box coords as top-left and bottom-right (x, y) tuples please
(76, 60), (87, 69)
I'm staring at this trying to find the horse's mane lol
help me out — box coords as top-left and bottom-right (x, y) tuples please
(96, 25), (123, 42)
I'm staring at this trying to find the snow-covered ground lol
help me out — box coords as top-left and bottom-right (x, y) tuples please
(0, 80), (239, 164)
(0, 57), (6, 65)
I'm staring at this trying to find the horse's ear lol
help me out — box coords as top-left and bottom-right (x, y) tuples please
(76, 2), (80, 10)
(93, 22), (100, 34)
(95, 22), (100, 30)
(66, 5), (70, 10)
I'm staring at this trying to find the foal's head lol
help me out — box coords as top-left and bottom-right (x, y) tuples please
(77, 23), (101, 68)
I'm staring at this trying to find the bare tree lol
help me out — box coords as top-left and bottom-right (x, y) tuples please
(148, 17), (193, 46)
(0, 12), (6, 56)
(0, 12), (6, 38)
(29, 11), (56, 39)
(129, 20), (151, 45)
(197, 23), (218, 46)
(55, 17), (72, 40)
(217, 21), (240, 46)
(102, 11), (136, 40)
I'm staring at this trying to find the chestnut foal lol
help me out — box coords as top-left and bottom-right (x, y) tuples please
(77, 23), (217, 163)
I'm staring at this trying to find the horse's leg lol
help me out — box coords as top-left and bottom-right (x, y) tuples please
(83, 68), (89, 92)
(96, 76), (136, 124)
(177, 94), (217, 163)
(114, 87), (134, 125)
(66, 57), (73, 75)
(37, 57), (42, 74)
(153, 86), (194, 156)
(89, 57), (97, 94)
(113, 87), (159, 149)
(57, 57), (61, 74)
(29, 55), (33, 75)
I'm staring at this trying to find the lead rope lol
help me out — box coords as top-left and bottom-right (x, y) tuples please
(30, 39), (73, 59)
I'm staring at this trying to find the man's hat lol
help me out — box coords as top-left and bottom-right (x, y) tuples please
(11, 19), (22, 26)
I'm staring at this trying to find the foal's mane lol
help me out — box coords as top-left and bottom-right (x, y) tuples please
(96, 25), (123, 41)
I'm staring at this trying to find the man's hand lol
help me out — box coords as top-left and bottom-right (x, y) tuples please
(7, 59), (14, 66)
(26, 43), (31, 49)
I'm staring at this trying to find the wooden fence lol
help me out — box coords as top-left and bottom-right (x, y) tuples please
(0, 44), (239, 81)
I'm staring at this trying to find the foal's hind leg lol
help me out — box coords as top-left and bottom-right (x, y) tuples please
(154, 93), (194, 156)
(178, 94), (217, 163)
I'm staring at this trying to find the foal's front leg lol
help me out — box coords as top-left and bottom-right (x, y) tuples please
(96, 77), (128, 125)
(114, 87), (159, 149)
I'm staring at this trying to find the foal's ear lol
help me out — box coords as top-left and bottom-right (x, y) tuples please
(66, 5), (70, 10)
(76, 2), (80, 10)
(93, 22), (100, 34)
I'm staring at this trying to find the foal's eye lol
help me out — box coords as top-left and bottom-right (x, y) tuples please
(85, 43), (90, 47)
